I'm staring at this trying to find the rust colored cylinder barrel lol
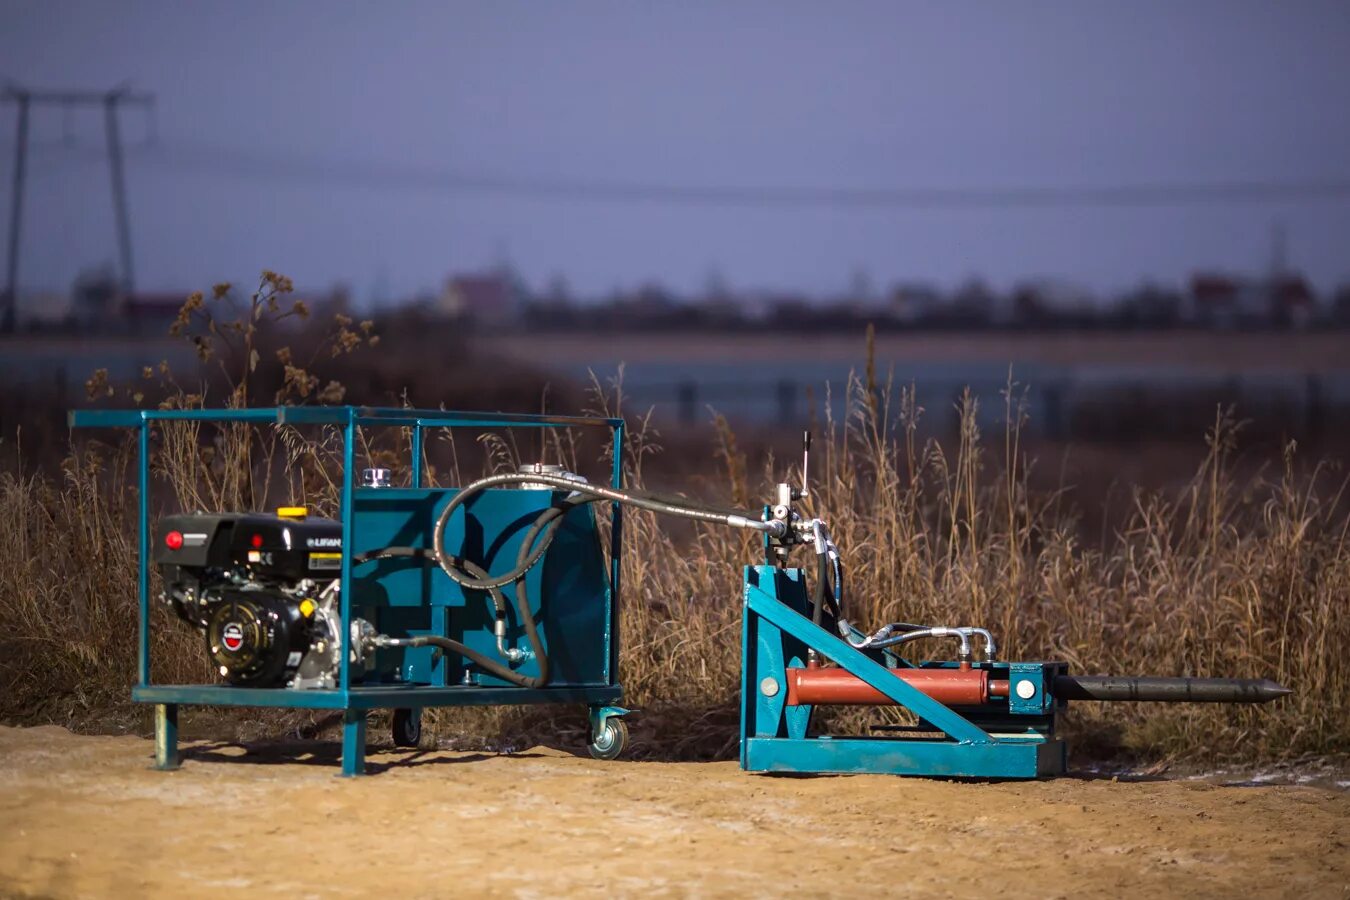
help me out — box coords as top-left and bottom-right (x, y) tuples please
(785, 666), (990, 707)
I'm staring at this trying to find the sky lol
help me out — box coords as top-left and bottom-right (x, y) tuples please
(2, 0), (1349, 307)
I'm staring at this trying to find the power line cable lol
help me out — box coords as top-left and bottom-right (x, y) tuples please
(25, 137), (1350, 211)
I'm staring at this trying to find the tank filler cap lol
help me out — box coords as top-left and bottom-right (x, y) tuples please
(361, 468), (392, 488)
(518, 463), (588, 492)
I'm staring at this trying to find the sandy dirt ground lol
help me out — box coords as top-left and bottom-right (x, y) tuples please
(0, 726), (1346, 899)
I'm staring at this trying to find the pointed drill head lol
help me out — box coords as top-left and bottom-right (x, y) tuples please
(1054, 675), (1294, 704)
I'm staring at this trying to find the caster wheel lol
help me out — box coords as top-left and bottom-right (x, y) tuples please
(587, 716), (628, 760)
(391, 708), (421, 748)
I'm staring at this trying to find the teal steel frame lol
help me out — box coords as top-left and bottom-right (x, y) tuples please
(740, 565), (1068, 778)
(69, 405), (628, 775)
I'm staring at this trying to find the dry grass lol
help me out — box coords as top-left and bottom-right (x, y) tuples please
(1, 288), (1347, 765)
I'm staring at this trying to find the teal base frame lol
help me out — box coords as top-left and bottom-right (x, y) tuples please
(745, 736), (1065, 778)
(740, 565), (1069, 779)
(144, 687), (627, 777)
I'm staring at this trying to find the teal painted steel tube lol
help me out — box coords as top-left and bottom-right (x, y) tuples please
(410, 424), (423, 488)
(137, 414), (150, 685)
(358, 407), (621, 429)
(607, 421), (624, 684)
(346, 685), (623, 711)
(132, 684), (625, 709)
(277, 407), (350, 425)
(739, 571), (754, 769)
(338, 408), (355, 698)
(73, 406), (625, 430)
(744, 736), (1062, 778)
(148, 407), (288, 422)
(68, 409), (142, 427)
(134, 685), (351, 708)
(341, 709), (366, 776)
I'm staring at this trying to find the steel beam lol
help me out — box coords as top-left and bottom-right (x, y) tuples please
(131, 683), (624, 710)
(744, 736), (1065, 778)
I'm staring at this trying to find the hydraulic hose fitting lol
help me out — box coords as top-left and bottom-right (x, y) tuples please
(927, 626), (972, 662)
(494, 615), (530, 664)
(967, 627), (998, 662)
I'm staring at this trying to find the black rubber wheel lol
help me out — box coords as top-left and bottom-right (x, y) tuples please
(392, 708), (422, 748)
(587, 716), (628, 760)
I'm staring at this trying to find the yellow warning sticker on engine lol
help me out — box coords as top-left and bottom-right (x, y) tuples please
(309, 552), (342, 570)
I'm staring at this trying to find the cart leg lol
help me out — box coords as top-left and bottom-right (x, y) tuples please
(154, 703), (179, 771)
(341, 709), (367, 777)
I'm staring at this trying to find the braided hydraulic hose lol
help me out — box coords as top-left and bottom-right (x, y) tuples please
(431, 471), (786, 590)
(808, 520), (843, 627)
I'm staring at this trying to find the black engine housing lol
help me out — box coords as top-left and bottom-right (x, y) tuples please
(155, 510), (342, 591)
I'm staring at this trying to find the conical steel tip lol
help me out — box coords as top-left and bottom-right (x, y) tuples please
(1258, 679), (1293, 701)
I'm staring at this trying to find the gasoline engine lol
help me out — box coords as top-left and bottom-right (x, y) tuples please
(155, 508), (369, 689)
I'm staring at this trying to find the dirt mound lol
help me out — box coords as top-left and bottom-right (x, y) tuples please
(0, 725), (1345, 898)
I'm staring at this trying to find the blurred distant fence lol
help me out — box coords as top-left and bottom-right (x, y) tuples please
(616, 370), (1350, 442)
(5, 341), (1349, 446)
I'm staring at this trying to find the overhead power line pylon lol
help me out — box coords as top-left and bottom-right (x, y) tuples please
(2, 84), (155, 333)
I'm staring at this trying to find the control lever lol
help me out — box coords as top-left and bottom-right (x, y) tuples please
(795, 430), (811, 500)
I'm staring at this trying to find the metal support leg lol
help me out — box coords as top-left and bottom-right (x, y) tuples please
(154, 703), (179, 771)
(341, 709), (367, 777)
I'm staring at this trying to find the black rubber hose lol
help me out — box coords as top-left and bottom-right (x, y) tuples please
(453, 496), (600, 688)
(353, 546), (540, 684)
(811, 551), (829, 626)
(831, 553), (845, 620)
(505, 500), (592, 688)
(810, 550), (844, 627)
(405, 635), (535, 688)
